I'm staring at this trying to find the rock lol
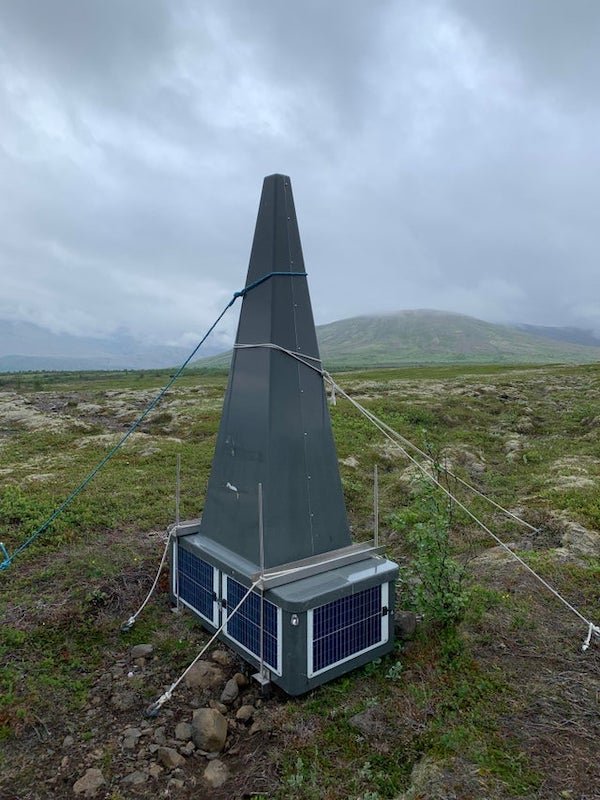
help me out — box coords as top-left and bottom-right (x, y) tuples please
(153, 726), (167, 745)
(62, 735), (74, 748)
(233, 671), (249, 687)
(148, 763), (163, 779)
(249, 716), (271, 735)
(340, 456), (359, 468)
(123, 726), (142, 740)
(348, 705), (390, 739)
(158, 746), (185, 770)
(130, 643), (153, 659)
(236, 705), (254, 723)
(560, 521), (600, 557)
(192, 708), (228, 753)
(203, 759), (229, 789)
(220, 678), (239, 704)
(209, 699), (228, 715)
(110, 691), (136, 710)
(73, 768), (105, 797)
(397, 755), (493, 799)
(394, 610), (417, 639)
(472, 545), (518, 567)
(180, 741), (195, 756)
(515, 416), (534, 433)
(122, 736), (138, 750)
(211, 649), (232, 667)
(168, 778), (185, 790)
(122, 770), (149, 786)
(175, 721), (192, 741)
(184, 660), (225, 690)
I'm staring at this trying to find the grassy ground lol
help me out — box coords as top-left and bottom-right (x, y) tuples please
(0, 363), (599, 799)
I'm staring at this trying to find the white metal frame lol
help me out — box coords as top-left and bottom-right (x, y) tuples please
(306, 582), (389, 678)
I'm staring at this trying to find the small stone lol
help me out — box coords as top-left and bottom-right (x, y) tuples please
(122, 770), (148, 785)
(233, 671), (249, 687)
(394, 610), (417, 639)
(209, 699), (228, 715)
(191, 708), (228, 752)
(153, 726), (167, 745)
(184, 660), (225, 690)
(236, 705), (254, 723)
(158, 746), (185, 770)
(62, 735), (74, 748)
(73, 768), (105, 797)
(148, 744), (159, 754)
(203, 759), (229, 789)
(148, 763), (163, 779)
(249, 718), (270, 735)
(349, 705), (390, 739)
(181, 741), (195, 756)
(168, 778), (185, 790)
(122, 736), (138, 750)
(174, 721), (192, 741)
(123, 726), (142, 740)
(110, 691), (136, 711)
(221, 678), (239, 704)
(131, 643), (153, 659)
(211, 649), (232, 667)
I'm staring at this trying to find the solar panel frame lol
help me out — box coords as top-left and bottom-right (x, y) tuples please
(306, 583), (389, 677)
(174, 543), (219, 627)
(222, 575), (282, 676)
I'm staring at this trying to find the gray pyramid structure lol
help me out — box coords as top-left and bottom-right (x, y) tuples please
(200, 174), (351, 568)
(172, 175), (398, 695)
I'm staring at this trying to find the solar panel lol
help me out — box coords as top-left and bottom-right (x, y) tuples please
(224, 576), (281, 675)
(176, 546), (218, 626)
(308, 584), (388, 676)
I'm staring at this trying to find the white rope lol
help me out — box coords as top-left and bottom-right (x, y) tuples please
(582, 622), (600, 652)
(334, 382), (599, 651)
(234, 342), (539, 534)
(229, 341), (599, 650)
(121, 525), (175, 632)
(145, 579), (260, 716)
(234, 342), (322, 363)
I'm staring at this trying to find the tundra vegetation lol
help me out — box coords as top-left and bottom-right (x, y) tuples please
(0, 362), (599, 799)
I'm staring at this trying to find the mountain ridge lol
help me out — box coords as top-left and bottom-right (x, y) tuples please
(197, 310), (600, 371)
(1, 311), (599, 372)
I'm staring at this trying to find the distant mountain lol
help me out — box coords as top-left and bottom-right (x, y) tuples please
(514, 323), (600, 348)
(196, 310), (600, 371)
(0, 319), (221, 372)
(3, 312), (599, 374)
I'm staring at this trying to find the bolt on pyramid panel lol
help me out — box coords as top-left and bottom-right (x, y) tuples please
(308, 584), (388, 677)
(224, 576), (281, 675)
(176, 548), (218, 626)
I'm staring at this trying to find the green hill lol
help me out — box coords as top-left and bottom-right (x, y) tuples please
(195, 310), (600, 371)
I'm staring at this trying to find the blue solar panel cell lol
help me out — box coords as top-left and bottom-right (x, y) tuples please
(225, 577), (279, 673)
(177, 547), (217, 624)
(310, 585), (386, 675)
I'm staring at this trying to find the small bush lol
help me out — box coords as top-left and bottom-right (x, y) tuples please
(394, 480), (469, 629)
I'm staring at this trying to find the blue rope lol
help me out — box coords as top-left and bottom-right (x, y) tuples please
(0, 270), (307, 572)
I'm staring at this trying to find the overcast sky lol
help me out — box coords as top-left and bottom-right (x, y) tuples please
(1, 1), (599, 349)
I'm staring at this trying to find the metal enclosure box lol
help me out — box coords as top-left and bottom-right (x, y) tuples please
(172, 532), (398, 695)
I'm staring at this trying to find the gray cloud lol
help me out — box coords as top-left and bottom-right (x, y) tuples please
(1, 0), (599, 349)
